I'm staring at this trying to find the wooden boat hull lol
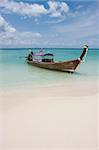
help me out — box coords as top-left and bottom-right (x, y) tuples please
(26, 45), (88, 73)
(27, 59), (80, 73)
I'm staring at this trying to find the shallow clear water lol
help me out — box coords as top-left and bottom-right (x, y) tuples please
(0, 48), (99, 89)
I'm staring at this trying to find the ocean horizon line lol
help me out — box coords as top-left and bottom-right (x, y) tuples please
(0, 47), (99, 50)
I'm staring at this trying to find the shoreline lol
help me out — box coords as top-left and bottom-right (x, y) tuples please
(0, 78), (99, 97)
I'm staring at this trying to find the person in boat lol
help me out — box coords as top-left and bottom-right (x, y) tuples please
(27, 50), (34, 61)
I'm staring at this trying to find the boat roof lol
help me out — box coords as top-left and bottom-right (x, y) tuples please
(33, 53), (54, 57)
(33, 53), (44, 56)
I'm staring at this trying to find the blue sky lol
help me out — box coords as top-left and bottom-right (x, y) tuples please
(0, 0), (98, 48)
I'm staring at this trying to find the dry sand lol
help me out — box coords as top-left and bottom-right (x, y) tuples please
(0, 80), (99, 150)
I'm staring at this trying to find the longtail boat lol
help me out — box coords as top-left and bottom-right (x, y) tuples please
(26, 45), (88, 73)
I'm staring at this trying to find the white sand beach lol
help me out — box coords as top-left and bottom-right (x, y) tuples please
(0, 80), (99, 150)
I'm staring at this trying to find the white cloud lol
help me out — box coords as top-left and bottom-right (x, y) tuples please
(0, 0), (47, 17)
(60, 2), (69, 13)
(0, 30), (42, 47)
(0, 15), (42, 47)
(48, 1), (69, 17)
(0, 0), (69, 18)
(0, 15), (16, 32)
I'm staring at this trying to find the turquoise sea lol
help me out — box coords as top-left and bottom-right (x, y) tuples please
(0, 48), (99, 89)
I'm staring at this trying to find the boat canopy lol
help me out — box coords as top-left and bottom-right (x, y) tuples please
(33, 53), (54, 57)
(33, 53), (44, 56)
(32, 52), (54, 62)
(44, 53), (54, 56)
